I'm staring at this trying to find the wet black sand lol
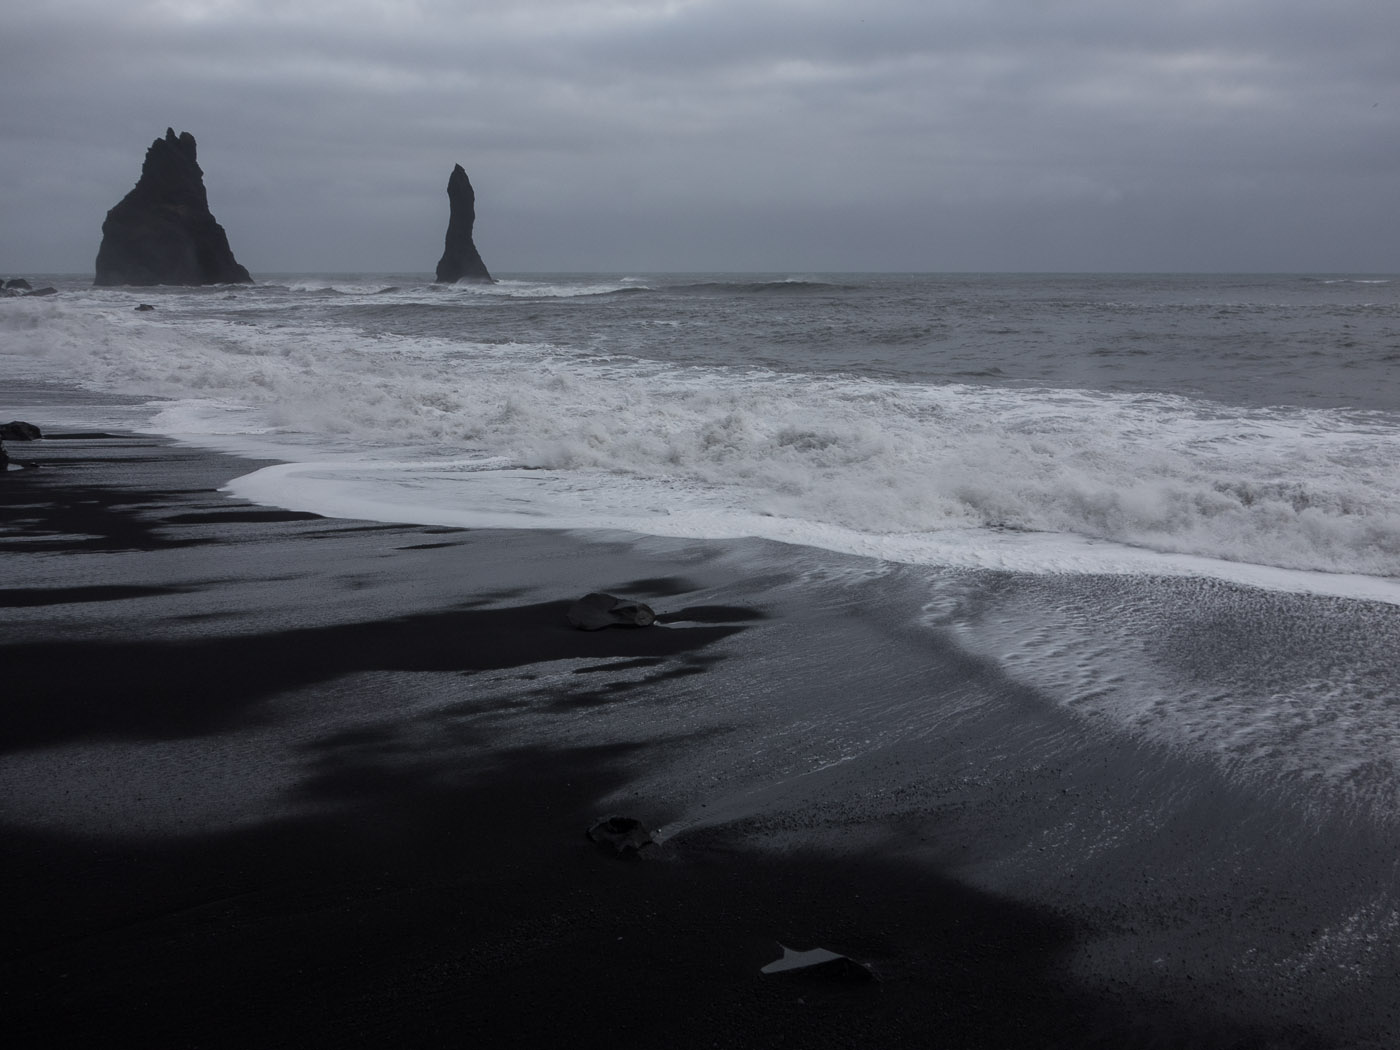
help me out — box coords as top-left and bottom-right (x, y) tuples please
(0, 434), (1390, 1048)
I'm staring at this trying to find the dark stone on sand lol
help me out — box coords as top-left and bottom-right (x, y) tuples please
(1, 421), (42, 441)
(434, 164), (492, 284)
(94, 128), (253, 287)
(761, 944), (876, 983)
(5, 278), (32, 290)
(567, 593), (656, 631)
(0, 440), (39, 471)
(135, 304), (155, 311)
(786, 955), (876, 983)
(587, 816), (655, 854)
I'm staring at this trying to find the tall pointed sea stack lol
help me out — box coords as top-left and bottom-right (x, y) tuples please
(94, 128), (252, 287)
(435, 164), (492, 283)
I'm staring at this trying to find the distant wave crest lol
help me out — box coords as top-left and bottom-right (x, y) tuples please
(668, 279), (854, 295)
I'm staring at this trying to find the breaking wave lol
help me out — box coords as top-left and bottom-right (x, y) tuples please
(6, 286), (1398, 595)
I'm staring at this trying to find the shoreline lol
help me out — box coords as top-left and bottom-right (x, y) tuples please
(0, 432), (1093, 1048)
(2, 431), (1395, 1047)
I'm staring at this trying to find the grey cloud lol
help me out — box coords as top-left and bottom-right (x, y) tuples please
(2, 1), (1397, 273)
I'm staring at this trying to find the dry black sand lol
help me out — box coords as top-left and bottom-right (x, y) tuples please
(1, 434), (1390, 1048)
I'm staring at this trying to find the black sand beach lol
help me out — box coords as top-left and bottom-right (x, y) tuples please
(3, 433), (1395, 1048)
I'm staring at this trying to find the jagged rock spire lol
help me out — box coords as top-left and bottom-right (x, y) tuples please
(435, 164), (492, 283)
(94, 128), (252, 287)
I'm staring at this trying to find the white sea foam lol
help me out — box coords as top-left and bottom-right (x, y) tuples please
(921, 569), (1400, 815)
(224, 461), (1400, 605)
(9, 292), (1400, 595)
(268, 277), (644, 298)
(443, 277), (647, 298)
(276, 278), (408, 295)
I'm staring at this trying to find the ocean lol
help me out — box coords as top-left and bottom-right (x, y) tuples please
(8, 272), (1399, 579)
(5, 272), (1400, 1036)
(6, 271), (1400, 776)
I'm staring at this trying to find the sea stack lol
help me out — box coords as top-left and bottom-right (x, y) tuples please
(94, 128), (252, 287)
(435, 164), (492, 283)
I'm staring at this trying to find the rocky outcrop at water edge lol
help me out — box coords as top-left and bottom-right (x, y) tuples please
(434, 164), (492, 284)
(1, 279), (57, 298)
(94, 128), (252, 287)
(1, 421), (42, 441)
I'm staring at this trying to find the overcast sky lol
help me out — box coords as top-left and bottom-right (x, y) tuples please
(3, 0), (1397, 274)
